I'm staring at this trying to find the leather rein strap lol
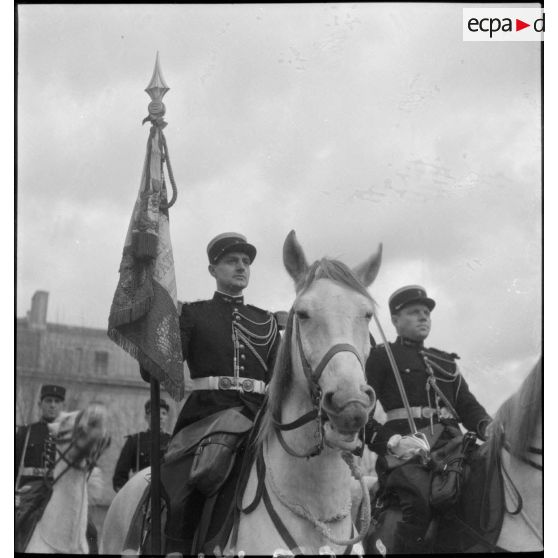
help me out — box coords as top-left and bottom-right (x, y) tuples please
(272, 312), (365, 458)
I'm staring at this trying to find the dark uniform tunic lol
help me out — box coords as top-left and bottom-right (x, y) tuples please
(15, 420), (56, 486)
(173, 291), (281, 434)
(163, 291), (280, 554)
(364, 336), (491, 554)
(112, 430), (171, 492)
(365, 336), (491, 454)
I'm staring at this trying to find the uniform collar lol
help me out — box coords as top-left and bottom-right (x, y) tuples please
(396, 336), (425, 349)
(213, 291), (244, 305)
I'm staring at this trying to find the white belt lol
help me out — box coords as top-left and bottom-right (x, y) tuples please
(385, 406), (437, 421)
(190, 376), (267, 395)
(20, 467), (48, 477)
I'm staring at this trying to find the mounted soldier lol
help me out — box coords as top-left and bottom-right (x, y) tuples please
(364, 285), (492, 554)
(15, 384), (101, 553)
(161, 232), (281, 555)
(112, 398), (172, 493)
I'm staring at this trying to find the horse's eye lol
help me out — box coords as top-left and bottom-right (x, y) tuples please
(296, 309), (310, 320)
(364, 311), (373, 320)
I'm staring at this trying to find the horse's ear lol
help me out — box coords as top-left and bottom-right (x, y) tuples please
(352, 243), (383, 287)
(283, 230), (309, 285)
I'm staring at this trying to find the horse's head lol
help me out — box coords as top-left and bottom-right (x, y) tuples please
(277, 230), (381, 450)
(49, 402), (111, 472)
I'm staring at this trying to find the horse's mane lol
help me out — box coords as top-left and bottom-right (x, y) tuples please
(486, 358), (541, 459)
(255, 258), (375, 449)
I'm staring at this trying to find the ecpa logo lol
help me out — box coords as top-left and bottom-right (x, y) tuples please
(463, 8), (544, 41)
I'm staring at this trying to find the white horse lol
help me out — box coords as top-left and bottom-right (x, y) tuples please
(101, 230), (383, 555)
(488, 359), (542, 551)
(424, 359), (542, 554)
(22, 403), (111, 554)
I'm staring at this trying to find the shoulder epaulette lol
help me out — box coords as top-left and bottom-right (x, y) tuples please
(181, 299), (209, 312)
(186, 299), (209, 306)
(426, 346), (460, 360)
(246, 303), (272, 315)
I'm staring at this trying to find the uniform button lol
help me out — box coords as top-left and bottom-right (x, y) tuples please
(239, 344), (245, 349)
(240, 366), (245, 371)
(233, 307), (239, 312)
(235, 315), (241, 321)
(240, 354), (246, 360)
(403, 368), (411, 373)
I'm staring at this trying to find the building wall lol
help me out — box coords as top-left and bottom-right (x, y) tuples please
(16, 295), (192, 534)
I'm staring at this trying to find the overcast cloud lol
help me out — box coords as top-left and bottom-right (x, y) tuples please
(17, 3), (541, 412)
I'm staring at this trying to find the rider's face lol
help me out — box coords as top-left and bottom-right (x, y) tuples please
(208, 251), (251, 296)
(392, 303), (431, 341)
(39, 396), (64, 423)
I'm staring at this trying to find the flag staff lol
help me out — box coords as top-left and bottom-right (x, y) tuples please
(143, 52), (170, 555)
(108, 51), (185, 555)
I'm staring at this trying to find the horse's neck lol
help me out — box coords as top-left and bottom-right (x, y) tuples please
(501, 445), (542, 512)
(498, 439), (543, 551)
(37, 463), (89, 553)
(268, 393), (352, 517)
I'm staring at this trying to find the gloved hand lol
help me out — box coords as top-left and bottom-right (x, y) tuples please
(386, 434), (428, 460)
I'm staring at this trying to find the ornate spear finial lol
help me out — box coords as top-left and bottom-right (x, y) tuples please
(143, 52), (170, 126)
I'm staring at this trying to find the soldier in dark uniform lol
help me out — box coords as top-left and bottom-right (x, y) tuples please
(365, 285), (492, 554)
(163, 232), (281, 555)
(112, 398), (172, 492)
(15, 384), (65, 490)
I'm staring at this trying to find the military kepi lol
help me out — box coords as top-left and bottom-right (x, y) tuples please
(40, 384), (66, 401)
(145, 398), (170, 413)
(207, 232), (257, 264)
(389, 285), (436, 314)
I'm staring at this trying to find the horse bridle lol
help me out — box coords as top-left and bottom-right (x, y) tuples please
(231, 310), (372, 552)
(47, 410), (111, 486)
(271, 311), (366, 458)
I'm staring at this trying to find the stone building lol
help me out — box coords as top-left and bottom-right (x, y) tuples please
(16, 290), (189, 532)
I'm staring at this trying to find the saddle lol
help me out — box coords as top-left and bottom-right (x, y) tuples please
(123, 407), (254, 555)
(15, 479), (53, 552)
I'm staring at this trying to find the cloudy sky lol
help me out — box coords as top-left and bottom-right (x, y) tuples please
(17, 3), (542, 413)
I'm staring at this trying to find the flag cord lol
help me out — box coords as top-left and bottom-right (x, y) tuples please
(160, 131), (178, 209)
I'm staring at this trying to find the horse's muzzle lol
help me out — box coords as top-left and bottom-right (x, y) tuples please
(322, 385), (376, 434)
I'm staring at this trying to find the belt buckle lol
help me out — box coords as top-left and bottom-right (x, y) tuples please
(33, 467), (43, 476)
(218, 377), (233, 390)
(241, 379), (254, 393)
(422, 407), (435, 419)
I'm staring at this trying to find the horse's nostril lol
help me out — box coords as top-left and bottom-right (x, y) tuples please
(362, 384), (376, 404)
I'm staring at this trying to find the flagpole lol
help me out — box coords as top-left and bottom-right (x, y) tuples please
(142, 52), (170, 555)
(149, 373), (162, 554)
